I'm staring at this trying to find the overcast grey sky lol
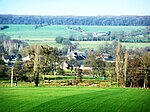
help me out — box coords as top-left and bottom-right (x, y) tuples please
(0, 0), (150, 16)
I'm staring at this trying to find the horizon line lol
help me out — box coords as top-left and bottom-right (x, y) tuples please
(0, 14), (150, 17)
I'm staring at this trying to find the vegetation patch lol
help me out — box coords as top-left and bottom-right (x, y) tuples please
(0, 87), (150, 112)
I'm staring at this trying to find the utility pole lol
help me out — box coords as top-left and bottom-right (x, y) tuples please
(11, 65), (14, 87)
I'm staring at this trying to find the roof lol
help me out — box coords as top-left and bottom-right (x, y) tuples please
(68, 51), (86, 60)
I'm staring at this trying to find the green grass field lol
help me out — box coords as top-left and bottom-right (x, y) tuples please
(0, 25), (146, 40)
(26, 40), (150, 49)
(0, 25), (149, 49)
(76, 41), (150, 49)
(0, 87), (150, 112)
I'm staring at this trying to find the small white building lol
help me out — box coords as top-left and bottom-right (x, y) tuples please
(22, 56), (30, 62)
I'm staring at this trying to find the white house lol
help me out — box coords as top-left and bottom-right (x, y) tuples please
(22, 56), (30, 62)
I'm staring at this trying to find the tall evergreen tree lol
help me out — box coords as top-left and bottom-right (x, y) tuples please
(115, 39), (123, 87)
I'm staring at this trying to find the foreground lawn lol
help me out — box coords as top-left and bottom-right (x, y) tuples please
(0, 87), (150, 112)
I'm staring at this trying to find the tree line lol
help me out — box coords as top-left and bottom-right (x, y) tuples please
(0, 14), (150, 26)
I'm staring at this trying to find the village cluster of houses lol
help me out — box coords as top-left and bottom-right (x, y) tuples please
(62, 51), (114, 73)
(2, 50), (114, 74)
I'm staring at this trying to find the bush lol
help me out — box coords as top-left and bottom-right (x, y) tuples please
(55, 36), (64, 43)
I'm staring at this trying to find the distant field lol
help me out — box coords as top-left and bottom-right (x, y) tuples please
(26, 40), (150, 49)
(26, 40), (62, 48)
(76, 41), (150, 49)
(0, 87), (150, 112)
(0, 25), (149, 49)
(0, 24), (146, 40)
(0, 25), (69, 40)
(121, 42), (150, 49)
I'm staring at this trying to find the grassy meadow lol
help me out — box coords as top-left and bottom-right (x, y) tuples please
(0, 87), (150, 112)
(0, 24), (146, 40)
(0, 25), (68, 40)
(0, 24), (149, 49)
(26, 40), (150, 49)
(76, 41), (150, 49)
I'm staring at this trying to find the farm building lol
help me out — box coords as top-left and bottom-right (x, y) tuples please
(68, 51), (86, 60)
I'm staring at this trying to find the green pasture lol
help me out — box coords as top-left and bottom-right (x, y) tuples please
(0, 25), (69, 40)
(0, 24), (146, 40)
(76, 41), (111, 49)
(25, 40), (150, 49)
(0, 25), (149, 49)
(26, 40), (62, 48)
(76, 41), (150, 49)
(0, 87), (150, 112)
(121, 42), (150, 49)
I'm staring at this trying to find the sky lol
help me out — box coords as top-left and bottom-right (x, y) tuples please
(0, 0), (150, 16)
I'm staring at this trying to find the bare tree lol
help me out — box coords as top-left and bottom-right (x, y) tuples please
(123, 50), (128, 88)
(141, 52), (150, 88)
(33, 45), (41, 87)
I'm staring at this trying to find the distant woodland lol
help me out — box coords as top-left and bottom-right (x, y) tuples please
(0, 15), (150, 26)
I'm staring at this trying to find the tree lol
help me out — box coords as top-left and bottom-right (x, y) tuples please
(123, 50), (128, 87)
(13, 61), (24, 84)
(141, 52), (150, 88)
(27, 45), (43, 86)
(62, 38), (72, 45)
(127, 57), (142, 88)
(41, 45), (54, 76)
(97, 41), (118, 57)
(1, 15), (150, 26)
(95, 58), (105, 77)
(0, 59), (8, 78)
(77, 67), (82, 83)
(22, 60), (34, 82)
(83, 53), (96, 67)
(33, 45), (41, 87)
(115, 39), (123, 87)
(41, 45), (60, 76)
(83, 53), (105, 77)
(55, 36), (64, 43)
